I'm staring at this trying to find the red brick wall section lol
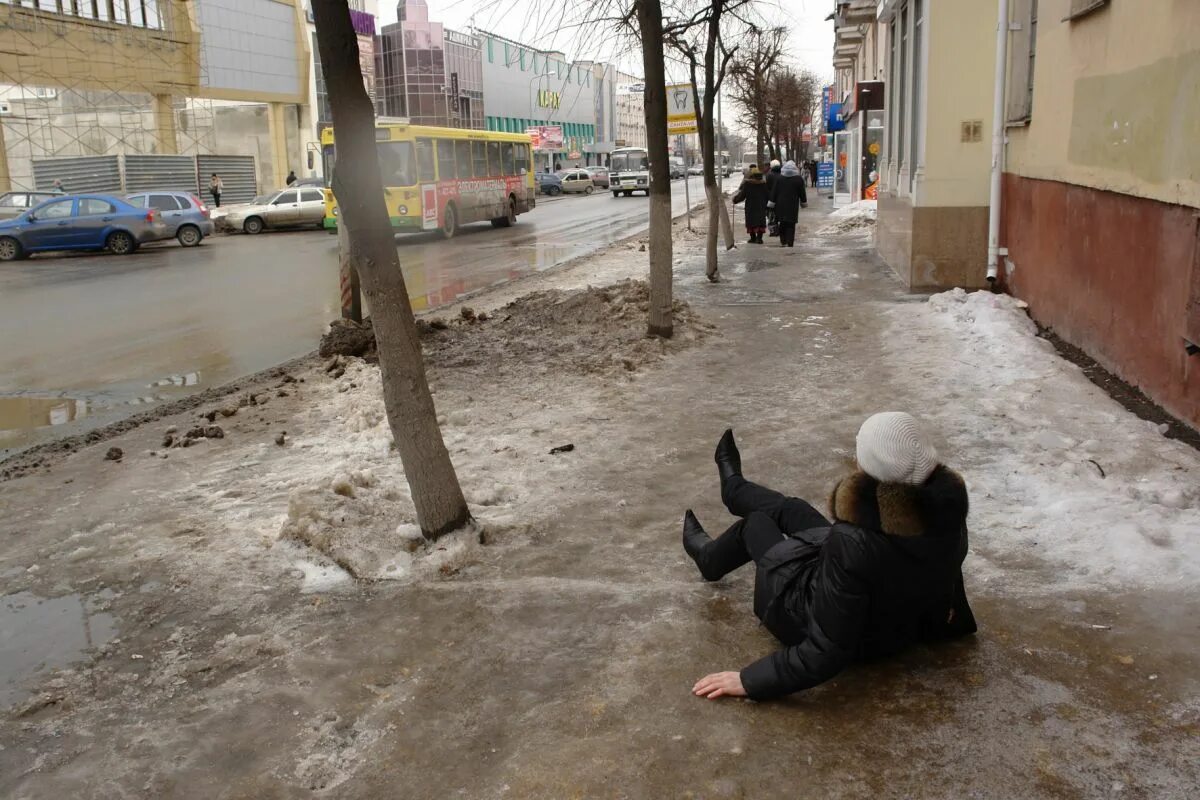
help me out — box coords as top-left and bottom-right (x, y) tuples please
(999, 174), (1200, 430)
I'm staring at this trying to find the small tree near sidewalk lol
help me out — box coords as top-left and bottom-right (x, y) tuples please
(633, 0), (675, 339)
(312, 0), (471, 540)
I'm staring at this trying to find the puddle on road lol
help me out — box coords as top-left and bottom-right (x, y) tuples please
(0, 396), (90, 440)
(1, 590), (117, 709)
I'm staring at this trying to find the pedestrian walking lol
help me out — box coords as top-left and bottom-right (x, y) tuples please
(209, 173), (224, 208)
(809, 159), (820, 188)
(51, 179), (65, 194)
(286, 170), (297, 186)
(683, 414), (977, 701)
(766, 160), (806, 247)
(731, 165), (769, 244)
(764, 159), (782, 238)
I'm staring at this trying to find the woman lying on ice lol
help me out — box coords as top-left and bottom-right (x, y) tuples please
(683, 412), (977, 701)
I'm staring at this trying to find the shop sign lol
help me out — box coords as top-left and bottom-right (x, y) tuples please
(537, 89), (561, 109)
(666, 83), (697, 135)
(817, 161), (834, 189)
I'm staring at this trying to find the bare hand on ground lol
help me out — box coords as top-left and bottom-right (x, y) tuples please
(693, 671), (746, 699)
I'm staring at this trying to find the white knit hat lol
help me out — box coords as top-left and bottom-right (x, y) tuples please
(855, 412), (938, 485)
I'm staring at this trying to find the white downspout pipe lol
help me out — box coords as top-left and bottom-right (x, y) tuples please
(986, 0), (1010, 284)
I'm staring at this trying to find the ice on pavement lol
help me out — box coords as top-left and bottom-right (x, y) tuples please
(892, 288), (1200, 593)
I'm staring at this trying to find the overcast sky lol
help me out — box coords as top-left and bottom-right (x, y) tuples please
(376, 0), (835, 85)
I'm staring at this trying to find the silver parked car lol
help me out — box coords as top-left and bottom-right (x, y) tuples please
(126, 191), (214, 247)
(217, 187), (328, 234)
(0, 191), (58, 221)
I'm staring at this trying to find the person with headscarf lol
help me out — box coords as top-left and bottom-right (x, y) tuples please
(731, 165), (769, 244)
(682, 414), (977, 701)
(766, 160), (807, 247)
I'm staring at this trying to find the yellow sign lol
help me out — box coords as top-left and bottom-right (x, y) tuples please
(537, 89), (561, 109)
(665, 83), (698, 135)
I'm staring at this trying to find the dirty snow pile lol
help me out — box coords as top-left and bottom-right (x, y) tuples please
(184, 280), (713, 588)
(818, 199), (877, 234)
(422, 279), (714, 378)
(886, 288), (1200, 594)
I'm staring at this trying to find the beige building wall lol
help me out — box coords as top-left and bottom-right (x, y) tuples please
(1005, 0), (1200, 208)
(916, 0), (996, 208)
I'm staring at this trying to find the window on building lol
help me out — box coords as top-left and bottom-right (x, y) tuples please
(416, 138), (436, 182)
(1006, 0), (1038, 123)
(487, 142), (501, 176)
(1066, 0), (1107, 20)
(472, 141), (488, 177)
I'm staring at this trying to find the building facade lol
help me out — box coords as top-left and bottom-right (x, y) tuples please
(374, 0), (484, 129)
(832, 0), (1200, 428)
(998, 0), (1200, 428)
(476, 30), (598, 170)
(0, 0), (313, 193)
(613, 72), (647, 150)
(837, 0), (996, 291)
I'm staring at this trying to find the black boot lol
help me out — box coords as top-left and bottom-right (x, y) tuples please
(715, 428), (742, 488)
(682, 510), (721, 581)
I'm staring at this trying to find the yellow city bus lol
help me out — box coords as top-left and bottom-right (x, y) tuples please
(320, 123), (535, 238)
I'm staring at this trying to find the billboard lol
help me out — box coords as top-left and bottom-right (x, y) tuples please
(666, 83), (698, 135)
(525, 125), (564, 152)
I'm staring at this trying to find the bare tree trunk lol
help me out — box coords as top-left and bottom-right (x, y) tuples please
(718, 191), (734, 250)
(313, 0), (471, 540)
(638, 0), (673, 338)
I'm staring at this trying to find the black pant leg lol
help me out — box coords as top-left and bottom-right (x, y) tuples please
(696, 511), (787, 579)
(723, 475), (831, 535)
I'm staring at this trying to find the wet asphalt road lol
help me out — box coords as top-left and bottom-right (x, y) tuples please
(0, 177), (728, 454)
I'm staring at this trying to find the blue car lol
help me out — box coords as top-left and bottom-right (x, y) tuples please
(0, 194), (168, 261)
(126, 190), (215, 247)
(535, 172), (563, 196)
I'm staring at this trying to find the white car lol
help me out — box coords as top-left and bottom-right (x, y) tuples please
(216, 187), (328, 234)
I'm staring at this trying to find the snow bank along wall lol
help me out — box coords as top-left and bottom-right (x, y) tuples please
(999, 1), (1200, 430)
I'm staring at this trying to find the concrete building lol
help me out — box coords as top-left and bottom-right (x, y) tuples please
(0, 0), (314, 194)
(614, 73), (647, 150)
(833, 0), (996, 291)
(998, 0), (1200, 428)
(476, 30), (598, 170)
(306, 0), (379, 178)
(373, 0), (484, 130)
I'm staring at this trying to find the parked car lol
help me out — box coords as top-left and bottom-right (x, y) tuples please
(558, 169), (596, 194)
(0, 194), (167, 261)
(0, 191), (58, 221)
(535, 172), (562, 196)
(687, 163), (704, 175)
(669, 160), (686, 180)
(216, 187), (328, 234)
(586, 166), (610, 189)
(126, 191), (214, 247)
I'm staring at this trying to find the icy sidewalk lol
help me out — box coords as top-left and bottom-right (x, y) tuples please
(1, 207), (1198, 798)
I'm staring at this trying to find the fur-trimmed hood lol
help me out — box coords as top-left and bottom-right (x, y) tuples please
(829, 465), (968, 539)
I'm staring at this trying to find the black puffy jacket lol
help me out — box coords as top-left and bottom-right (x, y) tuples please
(740, 466), (977, 701)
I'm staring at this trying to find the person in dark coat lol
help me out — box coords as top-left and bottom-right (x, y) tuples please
(767, 160), (807, 247)
(763, 160), (782, 235)
(683, 412), (977, 701)
(732, 166), (769, 243)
